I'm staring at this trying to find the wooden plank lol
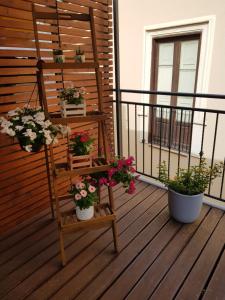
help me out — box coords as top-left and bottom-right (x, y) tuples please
(149, 208), (224, 300)
(41, 188), (167, 300)
(202, 249), (225, 300)
(175, 212), (225, 300)
(0, 183), (149, 298)
(106, 205), (210, 300)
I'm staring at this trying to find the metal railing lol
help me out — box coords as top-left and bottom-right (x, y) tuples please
(113, 89), (225, 203)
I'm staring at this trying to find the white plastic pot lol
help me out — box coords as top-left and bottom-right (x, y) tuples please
(76, 205), (94, 221)
(168, 189), (203, 223)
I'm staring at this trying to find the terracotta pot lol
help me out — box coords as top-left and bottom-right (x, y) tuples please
(76, 205), (94, 221)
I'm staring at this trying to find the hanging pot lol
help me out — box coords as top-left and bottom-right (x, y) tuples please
(76, 205), (94, 221)
(17, 136), (43, 153)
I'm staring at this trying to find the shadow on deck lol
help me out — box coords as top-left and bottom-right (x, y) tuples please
(0, 181), (224, 300)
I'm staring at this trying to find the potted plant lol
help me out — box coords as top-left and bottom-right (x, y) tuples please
(75, 47), (85, 63)
(159, 158), (223, 223)
(95, 156), (139, 194)
(69, 176), (97, 220)
(68, 131), (94, 170)
(59, 86), (86, 117)
(0, 107), (68, 152)
(53, 49), (65, 63)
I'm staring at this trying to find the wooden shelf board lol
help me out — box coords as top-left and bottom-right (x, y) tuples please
(61, 203), (115, 232)
(33, 11), (91, 21)
(50, 112), (108, 124)
(37, 61), (96, 70)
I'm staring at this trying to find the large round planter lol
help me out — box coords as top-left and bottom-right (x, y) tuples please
(76, 205), (94, 221)
(168, 189), (203, 223)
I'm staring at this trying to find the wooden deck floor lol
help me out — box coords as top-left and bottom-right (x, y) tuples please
(0, 181), (225, 300)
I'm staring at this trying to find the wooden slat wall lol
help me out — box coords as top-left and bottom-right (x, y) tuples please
(0, 0), (113, 234)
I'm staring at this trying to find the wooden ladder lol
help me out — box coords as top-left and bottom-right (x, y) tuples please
(32, 4), (119, 266)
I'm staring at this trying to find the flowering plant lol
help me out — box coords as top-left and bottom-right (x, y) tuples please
(59, 87), (86, 105)
(94, 156), (138, 194)
(0, 107), (67, 152)
(69, 131), (94, 156)
(69, 176), (97, 209)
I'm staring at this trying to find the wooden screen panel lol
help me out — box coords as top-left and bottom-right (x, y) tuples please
(0, 0), (113, 234)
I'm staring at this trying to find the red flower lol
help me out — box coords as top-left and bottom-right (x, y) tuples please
(109, 179), (117, 187)
(125, 156), (134, 166)
(80, 134), (89, 143)
(130, 167), (136, 173)
(99, 177), (108, 185)
(108, 167), (117, 177)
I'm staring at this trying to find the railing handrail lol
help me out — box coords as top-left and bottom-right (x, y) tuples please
(112, 88), (225, 100)
(112, 99), (225, 114)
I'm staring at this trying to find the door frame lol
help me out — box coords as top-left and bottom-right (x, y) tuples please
(141, 15), (216, 154)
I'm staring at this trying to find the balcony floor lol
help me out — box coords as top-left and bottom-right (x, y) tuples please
(0, 181), (225, 300)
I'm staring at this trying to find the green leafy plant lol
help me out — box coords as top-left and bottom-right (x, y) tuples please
(59, 87), (86, 105)
(76, 47), (84, 55)
(69, 131), (94, 156)
(159, 158), (223, 195)
(69, 176), (97, 209)
(53, 49), (63, 55)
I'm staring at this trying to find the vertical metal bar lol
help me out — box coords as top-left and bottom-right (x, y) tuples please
(127, 103), (130, 156)
(168, 107), (173, 179)
(220, 157), (225, 199)
(150, 106), (153, 176)
(208, 113), (219, 194)
(158, 107), (163, 175)
(177, 109), (183, 175)
(143, 105), (145, 174)
(188, 110), (195, 171)
(113, 0), (122, 156)
(200, 112), (206, 162)
(135, 104), (137, 167)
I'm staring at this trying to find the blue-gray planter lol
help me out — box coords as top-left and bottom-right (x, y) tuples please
(168, 189), (203, 223)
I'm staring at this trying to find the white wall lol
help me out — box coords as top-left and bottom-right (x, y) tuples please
(118, 0), (225, 160)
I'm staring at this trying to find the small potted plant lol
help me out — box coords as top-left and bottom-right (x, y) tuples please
(53, 49), (65, 63)
(95, 156), (138, 194)
(0, 107), (68, 152)
(69, 176), (97, 220)
(59, 86), (86, 117)
(75, 47), (85, 63)
(159, 158), (223, 223)
(68, 131), (94, 170)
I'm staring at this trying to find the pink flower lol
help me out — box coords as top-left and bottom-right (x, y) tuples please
(125, 156), (134, 166)
(108, 168), (117, 177)
(99, 177), (108, 185)
(88, 185), (96, 193)
(79, 182), (85, 189)
(109, 179), (117, 187)
(117, 160), (124, 169)
(80, 190), (87, 197)
(75, 193), (82, 201)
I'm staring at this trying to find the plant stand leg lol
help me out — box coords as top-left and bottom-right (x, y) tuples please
(112, 220), (119, 253)
(59, 227), (66, 266)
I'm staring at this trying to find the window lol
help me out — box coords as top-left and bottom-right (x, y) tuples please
(149, 34), (201, 151)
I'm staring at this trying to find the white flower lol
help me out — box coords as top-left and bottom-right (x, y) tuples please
(0, 118), (12, 128)
(8, 108), (21, 117)
(15, 125), (24, 131)
(34, 112), (45, 122)
(43, 120), (52, 128)
(53, 137), (58, 144)
(22, 115), (33, 123)
(1, 127), (15, 136)
(24, 145), (32, 152)
(23, 129), (37, 141)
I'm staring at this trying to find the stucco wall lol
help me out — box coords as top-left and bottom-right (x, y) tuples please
(118, 0), (225, 160)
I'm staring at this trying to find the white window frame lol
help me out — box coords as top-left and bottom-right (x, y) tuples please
(140, 16), (216, 154)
